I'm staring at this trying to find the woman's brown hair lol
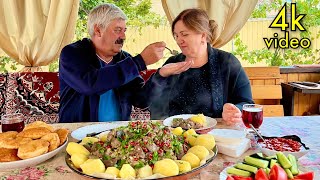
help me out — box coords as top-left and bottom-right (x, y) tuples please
(171, 8), (217, 43)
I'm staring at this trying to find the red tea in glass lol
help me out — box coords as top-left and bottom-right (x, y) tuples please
(242, 104), (263, 129)
(1, 113), (25, 132)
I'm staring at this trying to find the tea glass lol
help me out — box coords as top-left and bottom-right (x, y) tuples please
(242, 104), (263, 134)
(1, 113), (25, 132)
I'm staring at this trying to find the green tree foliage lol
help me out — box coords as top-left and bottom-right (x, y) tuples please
(1, 0), (166, 72)
(233, 0), (320, 66)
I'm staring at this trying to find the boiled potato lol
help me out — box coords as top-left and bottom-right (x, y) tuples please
(99, 134), (108, 142)
(190, 114), (206, 125)
(187, 145), (209, 160)
(105, 167), (120, 177)
(175, 160), (192, 173)
(138, 165), (153, 178)
(66, 142), (90, 156)
(183, 129), (197, 138)
(119, 164), (136, 178)
(194, 134), (215, 150)
(186, 134), (198, 146)
(80, 137), (99, 145)
(153, 159), (179, 176)
(181, 152), (200, 168)
(172, 127), (183, 136)
(80, 159), (105, 175)
(71, 153), (88, 168)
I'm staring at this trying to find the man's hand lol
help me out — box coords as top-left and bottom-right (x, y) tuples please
(159, 60), (193, 77)
(140, 42), (166, 65)
(222, 103), (242, 125)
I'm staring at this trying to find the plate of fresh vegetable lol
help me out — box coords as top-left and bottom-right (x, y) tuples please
(219, 152), (314, 180)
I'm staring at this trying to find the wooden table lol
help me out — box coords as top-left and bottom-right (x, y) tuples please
(1, 116), (319, 180)
(281, 83), (320, 116)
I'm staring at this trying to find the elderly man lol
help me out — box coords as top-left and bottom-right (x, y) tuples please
(59, 3), (165, 122)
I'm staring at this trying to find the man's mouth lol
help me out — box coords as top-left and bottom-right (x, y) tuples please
(115, 38), (125, 44)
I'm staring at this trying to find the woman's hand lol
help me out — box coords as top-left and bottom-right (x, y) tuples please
(159, 60), (193, 77)
(222, 103), (242, 125)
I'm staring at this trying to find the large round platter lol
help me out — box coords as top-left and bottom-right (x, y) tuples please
(163, 114), (217, 134)
(66, 145), (218, 180)
(0, 138), (68, 170)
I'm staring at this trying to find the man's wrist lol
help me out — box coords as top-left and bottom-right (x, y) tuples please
(132, 54), (147, 71)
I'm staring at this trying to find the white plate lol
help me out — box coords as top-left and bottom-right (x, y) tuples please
(0, 138), (68, 170)
(219, 166), (229, 180)
(71, 123), (127, 140)
(163, 114), (217, 134)
(257, 143), (309, 159)
(208, 129), (246, 144)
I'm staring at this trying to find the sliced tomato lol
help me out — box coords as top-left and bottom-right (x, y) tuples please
(269, 164), (287, 180)
(231, 176), (253, 180)
(255, 168), (269, 180)
(293, 172), (314, 180)
(226, 175), (235, 180)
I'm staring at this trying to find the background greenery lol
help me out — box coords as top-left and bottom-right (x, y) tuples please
(232, 0), (320, 66)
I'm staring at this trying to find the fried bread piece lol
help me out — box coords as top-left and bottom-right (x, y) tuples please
(0, 131), (18, 139)
(0, 148), (21, 162)
(17, 127), (51, 139)
(41, 133), (60, 152)
(54, 128), (69, 145)
(0, 137), (32, 149)
(24, 121), (54, 132)
(17, 139), (49, 159)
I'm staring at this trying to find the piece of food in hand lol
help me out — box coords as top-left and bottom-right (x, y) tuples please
(119, 164), (136, 178)
(172, 127), (184, 136)
(194, 134), (215, 150)
(190, 114), (206, 125)
(138, 165), (153, 178)
(186, 134), (198, 146)
(153, 159), (179, 176)
(80, 137), (99, 145)
(66, 142), (90, 156)
(80, 159), (105, 175)
(181, 152), (200, 168)
(71, 153), (88, 168)
(105, 167), (120, 178)
(187, 145), (209, 161)
(175, 160), (192, 173)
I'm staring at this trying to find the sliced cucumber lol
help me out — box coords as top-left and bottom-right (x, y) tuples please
(227, 167), (252, 177)
(235, 163), (258, 173)
(270, 159), (279, 168)
(265, 155), (277, 160)
(288, 154), (299, 175)
(264, 168), (270, 175)
(285, 168), (294, 179)
(244, 156), (269, 168)
(276, 152), (292, 169)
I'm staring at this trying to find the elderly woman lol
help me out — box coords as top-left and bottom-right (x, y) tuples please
(148, 8), (254, 124)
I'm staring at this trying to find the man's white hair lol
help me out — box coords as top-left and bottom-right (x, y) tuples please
(87, 3), (127, 37)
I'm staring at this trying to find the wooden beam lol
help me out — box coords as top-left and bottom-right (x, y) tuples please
(263, 105), (284, 117)
(251, 85), (282, 99)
